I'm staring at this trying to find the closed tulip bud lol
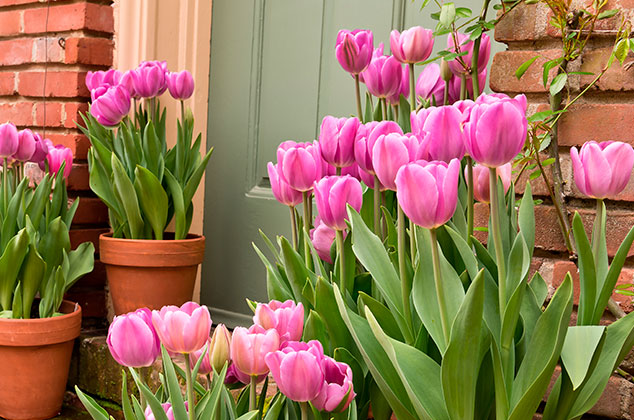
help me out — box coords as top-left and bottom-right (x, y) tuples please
(167, 70), (195, 100)
(469, 163), (512, 203)
(310, 219), (336, 263)
(90, 85), (131, 127)
(447, 33), (491, 76)
(254, 300), (304, 344)
(387, 63), (410, 106)
(335, 29), (374, 75)
(231, 325), (279, 377)
(0, 123), (18, 159)
(29, 135), (49, 165)
(277, 141), (322, 192)
(413, 106), (465, 162)
(209, 324), (232, 373)
(107, 308), (160, 368)
(47, 145), (73, 178)
(361, 54), (402, 99)
(132, 61), (168, 98)
(311, 356), (356, 412)
(189, 339), (213, 375)
(85, 69), (122, 91)
(440, 59), (453, 82)
(390, 26), (434, 64)
(571, 141), (634, 199)
(265, 340), (325, 402)
(267, 162), (302, 207)
(395, 159), (460, 229)
(14, 129), (36, 162)
(464, 94), (527, 167)
(354, 121), (402, 175)
(314, 176), (363, 231)
(372, 133), (422, 191)
(319, 116), (360, 168)
(151, 302), (212, 354)
(416, 63), (446, 106)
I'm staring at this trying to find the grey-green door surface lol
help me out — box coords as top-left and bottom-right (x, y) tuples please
(203, 0), (502, 326)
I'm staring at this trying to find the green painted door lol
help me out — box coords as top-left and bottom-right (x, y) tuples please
(203, 0), (502, 326)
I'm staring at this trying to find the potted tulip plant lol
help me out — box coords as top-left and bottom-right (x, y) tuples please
(0, 123), (95, 420)
(80, 62), (213, 314)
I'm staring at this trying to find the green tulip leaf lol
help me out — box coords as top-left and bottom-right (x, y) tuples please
(62, 241), (95, 292)
(19, 244), (46, 319)
(572, 212), (596, 325)
(560, 325), (606, 390)
(74, 386), (111, 420)
(183, 147), (214, 206)
(134, 165), (168, 239)
(111, 153), (144, 239)
(0, 228), (30, 310)
(164, 168), (187, 239)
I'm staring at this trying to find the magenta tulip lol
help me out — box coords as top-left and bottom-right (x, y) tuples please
(416, 63), (447, 106)
(277, 141), (323, 192)
(47, 145), (73, 178)
(361, 54), (402, 99)
(354, 121), (402, 175)
(412, 106), (465, 162)
(231, 324), (280, 377)
(118, 70), (138, 98)
(107, 308), (160, 368)
(319, 116), (360, 168)
(167, 70), (195, 100)
(265, 340), (325, 402)
(390, 26), (434, 64)
(189, 339), (213, 375)
(395, 159), (460, 228)
(13, 129), (36, 162)
(310, 219), (337, 263)
(151, 302), (212, 354)
(29, 134), (49, 165)
(131, 61), (168, 98)
(0, 123), (18, 159)
(335, 29), (374, 75)
(448, 68), (487, 100)
(469, 163), (512, 203)
(447, 33), (491, 76)
(312, 356), (356, 412)
(85, 69), (122, 91)
(254, 300), (304, 343)
(313, 175), (363, 231)
(267, 162), (302, 207)
(571, 141), (634, 199)
(463, 94), (528, 167)
(372, 133), (423, 190)
(90, 85), (131, 127)
(387, 63), (410, 106)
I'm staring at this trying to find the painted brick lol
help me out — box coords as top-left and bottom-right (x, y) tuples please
(67, 163), (90, 191)
(64, 37), (113, 66)
(72, 196), (109, 225)
(490, 49), (560, 93)
(0, 101), (34, 126)
(23, 3), (114, 34)
(0, 10), (21, 36)
(0, 39), (32, 66)
(0, 72), (15, 96)
(18, 71), (89, 98)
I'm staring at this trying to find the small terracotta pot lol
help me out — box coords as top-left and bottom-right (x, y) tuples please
(0, 300), (81, 420)
(100, 232), (205, 315)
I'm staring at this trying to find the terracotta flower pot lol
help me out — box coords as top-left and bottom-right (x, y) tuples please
(100, 232), (205, 315)
(0, 300), (81, 420)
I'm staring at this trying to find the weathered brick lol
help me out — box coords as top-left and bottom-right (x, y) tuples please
(0, 39), (32, 67)
(490, 49), (561, 93)
(580, 48), (634, 92)
(18, 71), (89, 98)
(0, 10), (22, 36)
(23, 3), (114, 34)
(33, 101), (62, 127)
(32, 37), (65, 64)
(64, 37), (113, 66)
(0, 101), (34, 126)
(495, 2), (541, 42)
(46, 132), (90, 159)
(558, 103), (634, 148)
(64, 102), (89, 129)
(67, 163), (90, 191)
(0, 72), (15, 96)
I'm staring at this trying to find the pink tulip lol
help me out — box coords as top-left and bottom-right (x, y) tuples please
(319, 116), (360, 168)
(311, 356), (356, 412)
(390, 26), (434, 64)
(13, 129), (36, 162)
(469, 163), (512, 203)
(277, 141), (323, 192)
(85, 69), (122, 91)
(387, 63), (410, 106)
(131, 61), (168, 98)
(209, 323), (232, 373)
(395, 159), (460, 229)
(314, 176), (363, 231)
(29, 134), (49, 165)
(412, 106), (465, 162)
(463, 94), (528, 167)
(254, 300), (304, 343)
(47, 145), (73, 178)
(416, 63), (447, 106)
(90, 85), (131, 127)
(448, 69), (487, 101)
(231, 325), (280, 377)
(189, 339), (213, 375)
(0, 123), (18, 159)
(118, 70), (138, 98)
(358, 167), (385, 190)
(107, 308), (160, 368)
(167, 70), (195, 100)
(447, 33), (491, 76)
(144, 403), (176, 420)
(571, 141), (634, 199)
(225, 363), (267, 386)
(267, 162), (302, 207)
(354, 121), (402, 176)
(265, 340), (325, 402)
(361, 54), (402, 99)
(335, 29), (374, 75)
(310, 219), (337, 263)
(151, 302), (212, 354)
(372, 133), (423, 190)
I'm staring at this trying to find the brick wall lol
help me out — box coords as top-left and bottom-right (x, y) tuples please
(0, 0), (114, 321)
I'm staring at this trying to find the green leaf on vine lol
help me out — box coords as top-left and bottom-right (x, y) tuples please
(515, 56), (539, 80)
(549, 73), (568, 96)
(439, 3), (456, 29)
(597, 9), (619, 19)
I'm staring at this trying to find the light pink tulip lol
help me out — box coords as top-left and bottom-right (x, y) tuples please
(166, 70), (195, 100)
(107, 308), (160, 368)
(310, 219), (337, 263)
(231, 325), (280, 377)
(312, 356), (356, 412)
(189, 339), (213, 375)
(361, 54), (402, 99)
(277, 141), (323, 192)
(416, 63), (447, 106)
(571, 141), (634, 199)
(313, 175), (363, 231)
(144, 403), (177, 420)
(0, 123), (18, 159)
(151, 302), (212, 354)
(118, 70), (138, 98)
(354, 121), (402, 176)
(411, 106), (465, 162)
(469, 163), (512, 203)
(254, 300), (304, 344)
(47, 145), (73, 178)
(335, 30), (374, 75)
(372, 133), (423, 191)
(395, 159), (460, 229)
(13, 129), (36, 162)
(447, 33), (491, 76)
(390, 26), (434, 64)
(319, 116), (360, 168)
(267, 162), (302, 207)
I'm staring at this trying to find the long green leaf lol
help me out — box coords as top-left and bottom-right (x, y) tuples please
(19, 244), (45, 319)
(572, 212), (596, 325)
(0, 228), (29, 310)
(164, 169), (187, 239)
(74, 386), (111, 420)
(134, 165), (168, 239)
(560, 326), (605, 390)
(112, 153), (144, 239)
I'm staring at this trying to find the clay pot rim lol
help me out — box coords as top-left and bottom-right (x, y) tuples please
(99, 232), (204, 244)
(0, 300), (80, 325)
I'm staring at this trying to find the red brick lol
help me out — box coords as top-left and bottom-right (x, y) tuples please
(18, 71), (89, 98)
(490, 49), (561, 93)
(23, 3), (114, 34)
(34, 101), (62, 127)
(0, 101), (33, 126)
(64, 37), (113, 66)
(72, 196), (108, 225)
(69, 227), (109, 252)
(0, 10), (22, 36)
(46, 132), (90, 159)
(0, 0), (58, 6)
(580, 48), (634, 92)
(545, 0), (634, 37)
(71, 261), (105, 289)
(64, 102), (89, 129)
(32, 37), (65, 63)
(0, 39), (32, 66)
(63, 288), (105, 318)
(67, 163), (89, 191)
(0, 72), (15, 96)
(558, 104), (634, 148)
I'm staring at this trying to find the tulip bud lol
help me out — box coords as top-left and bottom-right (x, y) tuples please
(310, 219), (336, 263)
(189, 339), (213, 375)
(90, 85), (131, 127)
(335, 30), (374, 75)
(131, 61), (168, 98)
(314, 176), (363, 231)
(413, 106), (465, 162)
(151, 302), (212, 354)
(46, 145), (73, 178)
(277, 141), (322, 192)
(209, 324), (231, 373)
(267, 162), (302, 207)
(372, 133), (422, 191)
(387, 64), (410, 106)
(361, 54), (403, 99)
(14, 129), (36, 162)
(571, 141), (634, 199)
(446, 33), (491, 76)
(390, 26), (434, 64)
(440, 59), (453, 82)
(29, 134), (49, 165)
(319, 116), (360, 168)
(85, 69), (122, 91)
(254, 300), (304, 344)
(107, 308), (161, 368)
(0, 123), (19, 159)
(231, 325), (279, 377)
(416, 63), (445, 107)
(469, 163), (512, 203)
(167, 70), (195, 100)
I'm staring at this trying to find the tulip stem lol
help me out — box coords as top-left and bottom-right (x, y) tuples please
(466, 156), (475, 246)
(249, 375), (257, 412)
(471, 0), (492, 100)
(398, 205), (414, 342)
(180, 100), (185, 126)
(443, 81), (450, 106)
(300, 402), (310, 420)
(374, 176), (381, 237)
(409, 219), (416, 266)
(289, 206), (298, 251)
(184, 357), (196, 420)
(302, 191), (312, 268)
(336, 229), (347, 293)
(592, 199), (605, 264)
(409, 63), (416, 112)
(460, 74), (467, 101)
(136, 367), (147, 409)
(2, 158), (7, 214)
(489, 167), (507, 316)
(354, 75), (363, 121)
(336, 167), (342, 176)
(381, 98), (388, 121)
(430, 228), (450, 347)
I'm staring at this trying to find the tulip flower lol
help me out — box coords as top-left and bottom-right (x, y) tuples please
(0, 123), (18, 159)
(225, 363), (267, 386)
(90, 85), (131, 127)
(571, 141), (634, 199)
(119, 70), (138, 98)
(395, 159), (460, 229)
(189, 340), (213, 375)
(131, 61), (168, 98)
(209, 323), (232, 373)
(107, 308), (160, 368)
(312, 356), (356, 412)
(277, 141), (323, 192)
(335, 29), (374, 75)
(416, 63), (447, 106)
(267, 162), (302, 207)
(387, 63), (410, 106)
(231, 325), (280, 377)
(167, 70), (195, 100)
(446, 33), (491, 76)
(85, 69), (122, 91)
(372, 133), (423, 190)
(310, 219), (337, 263)
(448, 69), (487, 100)
(361, 54), (402, 99)
(13, 129), (36, 162)
(265, 340), (325, 402)
(463, 94), (528, 168)
(47, 145), (73, 178)
(412, 106), (465, 162)
(144, 403), (176, 420)
(319, 116), (360, 168)
(254, 300), (304, 343)
(151, 302), (212, 354)
(313, 176), (363, 231)
(390, 26), (434, 64)
(354, 121), (402, 175)
(469, 163), (512, 203)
